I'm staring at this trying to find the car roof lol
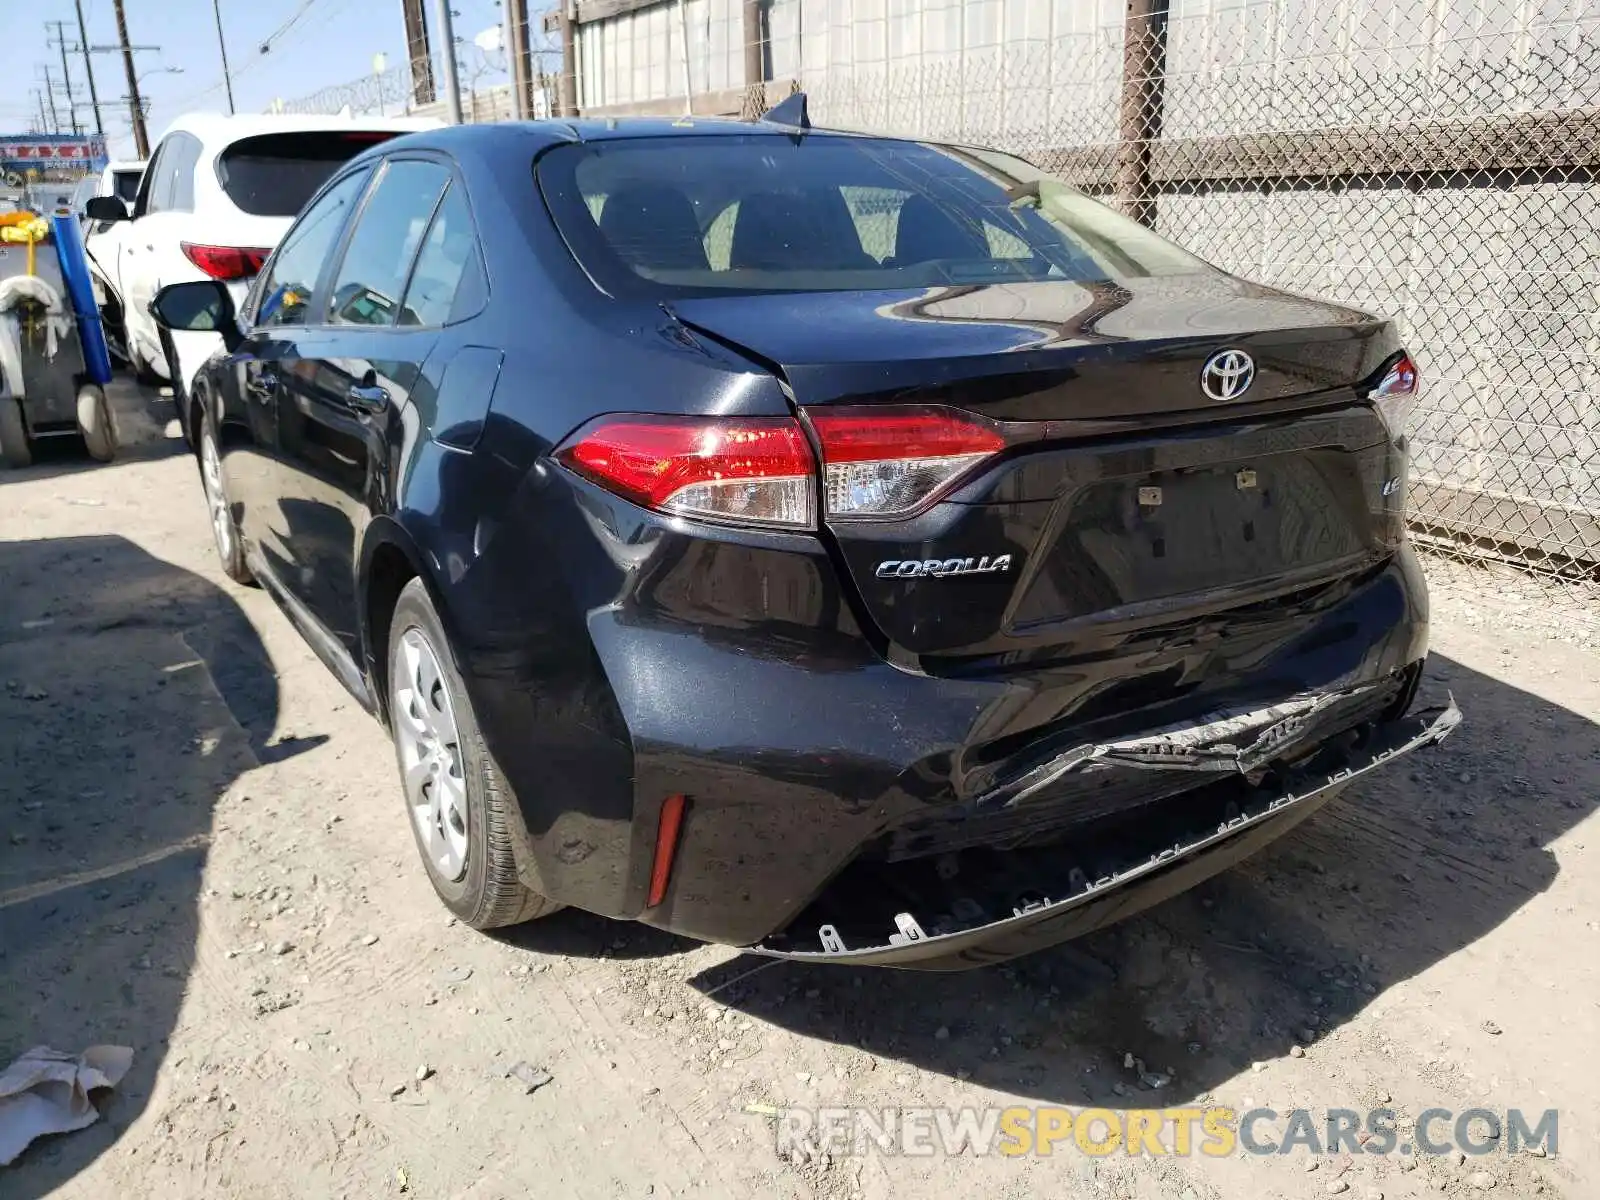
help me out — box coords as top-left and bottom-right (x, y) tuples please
(152, 111), (443, 149)
(108, 160), (146, 172)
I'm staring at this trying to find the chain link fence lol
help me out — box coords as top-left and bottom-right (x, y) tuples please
(789, 0), (1600, 636)
(280, 0), (1600, 637)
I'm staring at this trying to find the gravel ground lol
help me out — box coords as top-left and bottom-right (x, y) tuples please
(2, 381), (1597, 1200)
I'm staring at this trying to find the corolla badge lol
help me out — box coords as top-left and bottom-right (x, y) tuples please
(875, 555), (1013, 579)
(1200, 349), (1256, 401)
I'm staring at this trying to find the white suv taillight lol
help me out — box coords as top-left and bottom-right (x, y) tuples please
(1370, 351), (1418, 438)
(807, 406), (1007, 520)
(556, 414), (816, 529)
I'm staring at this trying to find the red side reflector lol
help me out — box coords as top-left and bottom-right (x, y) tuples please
(181, 242), (271, 281)
(647, 794), (687, 908)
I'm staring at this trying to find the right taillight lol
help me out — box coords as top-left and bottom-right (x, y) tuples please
(1370, 351), (1418, 439)
(807, 406), (1007, 520)
(555, 414), (816, 529)
(181, 242), (271, 281)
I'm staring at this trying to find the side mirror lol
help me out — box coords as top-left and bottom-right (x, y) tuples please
(84, 195), (129, 222)
(151, 280), (242, 352)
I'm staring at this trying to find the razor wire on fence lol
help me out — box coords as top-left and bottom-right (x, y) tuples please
(278, 0), (1600, 635)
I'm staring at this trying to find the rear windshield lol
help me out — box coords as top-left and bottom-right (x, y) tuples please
(537, 134), (1210, 297)
(113, 170), (142, 204)
(217, 131), (400, 217)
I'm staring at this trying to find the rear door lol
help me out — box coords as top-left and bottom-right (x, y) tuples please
(123, 132), (203, 370)
(270, 156), (458, 659)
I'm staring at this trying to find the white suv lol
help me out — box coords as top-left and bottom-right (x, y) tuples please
(86, 112), (438, 399)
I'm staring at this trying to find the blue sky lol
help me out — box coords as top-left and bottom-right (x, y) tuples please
(2, 0), (518, 159)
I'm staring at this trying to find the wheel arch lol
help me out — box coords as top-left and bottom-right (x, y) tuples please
(358, 515), (458, 728)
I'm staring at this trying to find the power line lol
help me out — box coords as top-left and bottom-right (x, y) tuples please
(167, 0), (357, 111)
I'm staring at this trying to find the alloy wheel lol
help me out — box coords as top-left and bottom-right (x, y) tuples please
(393, 627), (470, 881)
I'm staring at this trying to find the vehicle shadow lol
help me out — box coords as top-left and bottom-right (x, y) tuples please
(0, 534), (313, 1195)
(689, 654), (1598, 1105)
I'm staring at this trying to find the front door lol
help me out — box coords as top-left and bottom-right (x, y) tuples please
(225, 167), (374, 592)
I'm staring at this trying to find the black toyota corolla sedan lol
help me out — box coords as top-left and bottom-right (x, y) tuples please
(150, 102), (1458, 970)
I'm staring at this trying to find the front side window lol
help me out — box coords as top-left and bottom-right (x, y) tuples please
(538, 134), (1211, 298)
(325, 160), (451, 327)
(113, 170), (143, 204)
(254, 169), (371, 329)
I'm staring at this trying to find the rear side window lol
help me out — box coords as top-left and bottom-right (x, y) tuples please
(217, 130), (401, 218)
(398, 183), (486, 326)
(325, 160), (451, 327)
(538, 135), (1209, 298)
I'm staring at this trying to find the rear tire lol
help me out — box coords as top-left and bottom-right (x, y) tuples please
(129, 339), (163, 387)
(77, 385), (117, 462)
(197, 409), (253, 585)
(0, 397), (31, 468)
(387, 577), (558, 929)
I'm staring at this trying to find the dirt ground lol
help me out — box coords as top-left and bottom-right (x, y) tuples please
(2, 381), (1598, 1200)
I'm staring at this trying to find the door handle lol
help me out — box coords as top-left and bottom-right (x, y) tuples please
(347, 383), (390, 414)
(245, 370), (278, 399)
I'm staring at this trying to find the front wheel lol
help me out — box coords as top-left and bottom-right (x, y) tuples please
(387, 577), (558, 929)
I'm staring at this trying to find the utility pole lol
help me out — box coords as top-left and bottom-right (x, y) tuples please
(503, 0), (528, 119)
(35, 89), (49, 135)
(73, 0), (105, 141)
(402, 0), (436, 106)
(41, 66), (62, 134)
(211, 0), (236, 115)
(434, 0), (463, 123)
(112, 0), (149, 158)
(1115, 0), (1170, 227)
(48, 22), (84, 135)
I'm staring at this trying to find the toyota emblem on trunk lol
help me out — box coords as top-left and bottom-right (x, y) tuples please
(1200, 349), (1255, 401)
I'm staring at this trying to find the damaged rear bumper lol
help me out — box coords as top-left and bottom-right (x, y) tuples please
(750, 698), (1460, 971)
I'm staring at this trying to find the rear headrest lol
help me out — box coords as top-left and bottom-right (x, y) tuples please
(893, 194), (990, 264)
(729, 189), (872, 271)
(597, 184), (708, 273)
